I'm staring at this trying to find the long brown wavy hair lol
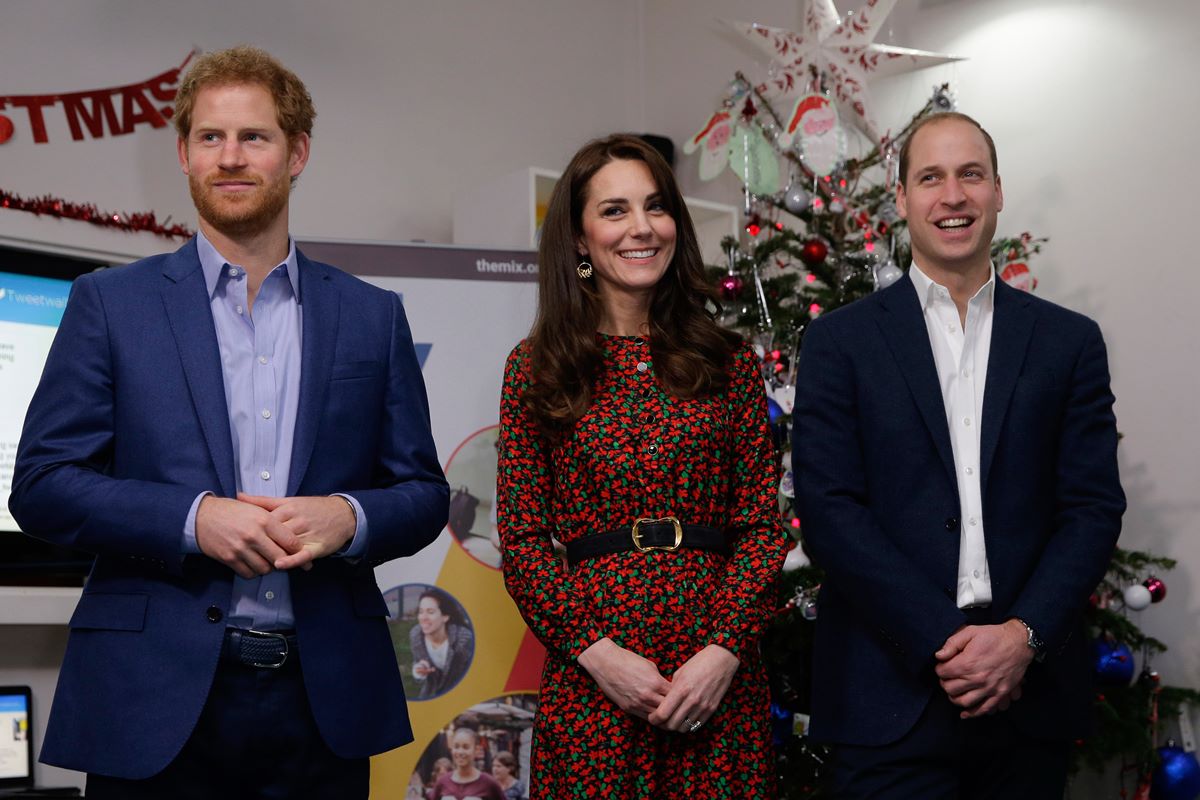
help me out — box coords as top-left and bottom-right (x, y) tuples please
(524, 134), (741, 435)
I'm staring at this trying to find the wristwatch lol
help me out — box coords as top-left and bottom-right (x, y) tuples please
(1015, 618), (1046, 662)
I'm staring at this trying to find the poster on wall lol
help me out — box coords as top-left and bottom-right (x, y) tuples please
(297, 240), (543, 799)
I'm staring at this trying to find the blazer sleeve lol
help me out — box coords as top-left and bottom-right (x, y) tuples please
(793, 316), (967, 675)
(1007, 320), (1124, 654)
(705, 345), (790, 658)
(496, 345), (607, 660)
(344, 291), (449, 565)
(8, 273), (199, 569)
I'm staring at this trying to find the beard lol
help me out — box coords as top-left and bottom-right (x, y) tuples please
(189, 168), (291, 239)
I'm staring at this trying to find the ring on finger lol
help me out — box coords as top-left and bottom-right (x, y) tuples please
(687, 718), (703, 733)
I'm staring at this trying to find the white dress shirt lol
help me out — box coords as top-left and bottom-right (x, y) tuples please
(909, 262), (995, 609)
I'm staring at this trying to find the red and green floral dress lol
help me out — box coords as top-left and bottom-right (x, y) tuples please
(497, 335), (788, 798)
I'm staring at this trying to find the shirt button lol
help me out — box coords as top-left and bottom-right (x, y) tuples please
(258, 355), (268, 365)
(634, 337), (645, 345)
(972, 569), (981, 579)
(962, 369), (971, 378)
(265, 591), (275, 600)
(228, 267), (240, 277)
(261, 409), (272, 419)
(963, 417), (972, 427)
(205, 605), (223, 623)
(965, 466), (974, 476)
(968, 517), (977, 526)
(647, 443), (659, 455)
(236, 305), (244, 315)
(946, 324), (956, 333)
(636, 362), (649, 373)
(260, 470), (271, 480)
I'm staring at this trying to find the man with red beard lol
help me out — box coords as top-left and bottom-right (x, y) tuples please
(9, 46), (448, 798)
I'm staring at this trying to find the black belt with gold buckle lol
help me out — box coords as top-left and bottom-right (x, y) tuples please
(564, 517), (730, 567)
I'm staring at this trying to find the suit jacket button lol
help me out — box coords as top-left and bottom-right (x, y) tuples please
(944, 517), (959, 531)
(206, 606), (223, 623)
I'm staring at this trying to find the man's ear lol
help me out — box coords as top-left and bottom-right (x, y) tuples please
(288, 133), (311, 178)
(895, 181), (908, 220)
(995, 174), (1004, 213)
(177, 137), (190, 176)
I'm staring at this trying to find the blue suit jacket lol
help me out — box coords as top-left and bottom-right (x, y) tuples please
(9, 239), (449, 778)
(792, 274), (1124, 746)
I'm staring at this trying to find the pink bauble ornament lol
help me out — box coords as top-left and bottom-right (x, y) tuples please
(719, 274), (744, 300)
(1123, 583), (1152, 611)
(1144, 576), (1167, 603)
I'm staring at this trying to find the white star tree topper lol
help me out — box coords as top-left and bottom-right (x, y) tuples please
(729, 0), (961, 141)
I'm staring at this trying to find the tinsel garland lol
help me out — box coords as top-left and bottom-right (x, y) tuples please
(0, 186), (193, 240)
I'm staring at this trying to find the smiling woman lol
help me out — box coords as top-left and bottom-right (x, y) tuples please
(496, 133), (788, 798)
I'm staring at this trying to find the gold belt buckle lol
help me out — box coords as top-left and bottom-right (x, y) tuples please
(631, 516), (683, 553)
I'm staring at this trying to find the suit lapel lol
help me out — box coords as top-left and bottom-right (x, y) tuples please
(980, 279), (1035, 491)
(287, 251), (338, 495)
(160, 239), (237, 497)
(875, 275), (957, 486)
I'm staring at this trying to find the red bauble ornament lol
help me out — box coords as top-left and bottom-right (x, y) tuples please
(1144, 576), (1167, 603)
(0, 114), (14, 145)
(746, 223), (762, 237)
(718, 274), (744, 300)
(800, 238), (828, 266)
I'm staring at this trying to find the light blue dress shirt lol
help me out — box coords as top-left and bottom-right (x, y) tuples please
(182, 230), (366, 630)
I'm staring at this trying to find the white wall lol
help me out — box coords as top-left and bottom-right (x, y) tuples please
(3, 0), (1198, 786)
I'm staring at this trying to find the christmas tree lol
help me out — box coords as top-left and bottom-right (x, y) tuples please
(690, 64), (1200, 800)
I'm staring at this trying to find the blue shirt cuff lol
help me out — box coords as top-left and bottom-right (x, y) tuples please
(183, 492), (212, 554)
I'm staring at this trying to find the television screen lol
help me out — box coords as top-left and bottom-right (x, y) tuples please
(0, 246), (105, 584)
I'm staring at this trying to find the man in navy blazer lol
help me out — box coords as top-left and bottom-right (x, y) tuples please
(793, 113), (1124, 797)
(9, 47), (448, 797)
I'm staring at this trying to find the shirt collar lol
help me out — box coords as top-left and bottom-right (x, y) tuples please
(908, 260), (996, 312)
(196, 228), (301, 300)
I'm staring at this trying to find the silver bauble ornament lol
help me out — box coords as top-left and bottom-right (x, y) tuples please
(784, 185), (811, 214)
(1123, 583), (1152, 611)
(874, 259), (904, 290)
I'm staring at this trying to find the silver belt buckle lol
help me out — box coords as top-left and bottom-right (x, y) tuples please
(246, 629), (289, 669)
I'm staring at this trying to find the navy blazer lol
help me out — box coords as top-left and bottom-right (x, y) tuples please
(792, 274), (1124, 747)
(9, 239), (449, 778)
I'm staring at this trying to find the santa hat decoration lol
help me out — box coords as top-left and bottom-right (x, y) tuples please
(1000, 261), (1037, 292)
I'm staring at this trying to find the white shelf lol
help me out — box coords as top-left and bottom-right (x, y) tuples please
(453, 167), (739, 266)
(0, 586), (80, 625)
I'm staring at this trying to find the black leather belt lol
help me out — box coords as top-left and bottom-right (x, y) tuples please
(223, 628), (298, 669)
(565, 517), (730, 568)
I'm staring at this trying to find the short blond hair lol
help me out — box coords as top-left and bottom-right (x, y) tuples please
(174, 45), (315, 140)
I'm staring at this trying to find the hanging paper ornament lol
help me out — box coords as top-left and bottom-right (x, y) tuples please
(779, 467), (795, 499)
(719, 273), (744, 300)
(800, 238), (828, 266)
(874, 259), (904, 290)
(1124, 583), (1153, 611)
(1093, 638), (1136, 686)
(1000, 261), (1037, 292)
(729, 123), (781, 196)
(727, 2), (962, 139)
(784, 184), (812, 214)
(684, 110), (735, 182)
(1144, 576), (1168, 603)
(779, 94), (846, 178)
(769, 702), (793, 749)
(1152, 742), (1200, 800)
(931, 84), (957, 113)
(797, 587), (819, 621)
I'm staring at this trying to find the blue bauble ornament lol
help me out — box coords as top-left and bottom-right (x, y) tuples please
(1151, 744), (1200, 800)
(769, 702), (793, 749)
(766, 397), (784, 424)
(1092, 638), (1135, 686)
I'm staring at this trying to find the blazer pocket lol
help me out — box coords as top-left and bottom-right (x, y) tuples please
(331, 360), (382, 381)
(68, 592), (149, 632)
